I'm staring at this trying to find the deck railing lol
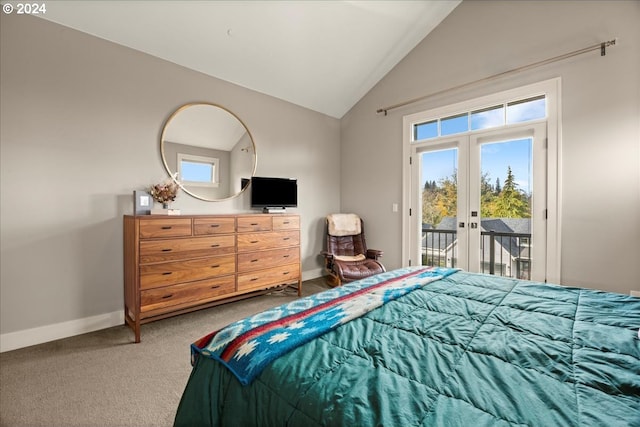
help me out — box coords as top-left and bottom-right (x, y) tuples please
(422, 226), (532, 280)
(422, 228), (457, 268)
(480, 231), (531, 280)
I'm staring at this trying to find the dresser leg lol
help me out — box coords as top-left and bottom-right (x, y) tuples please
(134, 320), (141, 343)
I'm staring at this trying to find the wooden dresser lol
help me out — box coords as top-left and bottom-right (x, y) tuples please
(123, 214), (301, 342)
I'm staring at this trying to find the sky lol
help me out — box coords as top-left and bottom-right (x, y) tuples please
(421, 139), (532, 195)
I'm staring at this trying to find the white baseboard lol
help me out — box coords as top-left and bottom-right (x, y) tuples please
(1, 270), (328, 353)
(0, 310), (124, 353)
(302, 268), (325, 281)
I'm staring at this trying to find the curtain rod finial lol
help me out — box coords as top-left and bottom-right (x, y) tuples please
(602, 38), (618, 56)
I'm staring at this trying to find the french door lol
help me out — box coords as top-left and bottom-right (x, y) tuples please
(407, 123), (547, 281)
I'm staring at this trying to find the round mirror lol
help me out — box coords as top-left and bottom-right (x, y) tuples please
(160, 102), (257, 201)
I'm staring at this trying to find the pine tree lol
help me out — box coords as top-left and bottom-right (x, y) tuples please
(493, 166), (530, 218)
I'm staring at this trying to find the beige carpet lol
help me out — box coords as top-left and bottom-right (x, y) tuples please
(0, 279), (330, 427)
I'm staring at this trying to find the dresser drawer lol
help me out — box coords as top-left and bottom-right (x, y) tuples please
(237, 230), (299, 252)
(139, 235), (235, 263)
(139, 218), (192, 238)
(237, 216), (272, 232)
(139, 254), (236, 290)
(237, 247), (300, 272)
(194, 217), (236, 235)
(237, 263), (300, 292)
(273, 215), (299, 230)
(140, 276), (236, 313)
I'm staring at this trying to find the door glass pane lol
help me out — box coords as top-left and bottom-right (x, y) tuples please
(421, 149), (458, 267)
(479, 138), (532, 279)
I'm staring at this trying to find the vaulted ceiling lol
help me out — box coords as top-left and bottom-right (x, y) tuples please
(38, 1), (460, 118)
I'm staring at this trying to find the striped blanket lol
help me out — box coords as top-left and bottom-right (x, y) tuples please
(191, 266), (459, 385)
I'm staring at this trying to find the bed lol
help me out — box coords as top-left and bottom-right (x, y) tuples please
(174, 267), (640, 426)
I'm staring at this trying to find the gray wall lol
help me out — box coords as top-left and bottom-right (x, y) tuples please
(0, 14), (340, 340)
(2, 1), (639, 349)
(341, 1), (639, 294)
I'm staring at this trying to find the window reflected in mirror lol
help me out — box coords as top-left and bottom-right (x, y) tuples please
(160, 103), (256, 201)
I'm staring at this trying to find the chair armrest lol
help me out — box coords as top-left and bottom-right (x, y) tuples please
(320, 251), (334, 260)
(366, 249), (383, 260)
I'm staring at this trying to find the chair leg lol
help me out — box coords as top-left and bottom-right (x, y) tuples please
(325, 272), (341, 288)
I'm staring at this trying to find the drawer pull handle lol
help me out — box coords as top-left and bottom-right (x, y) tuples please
(162, 294), (173, 299)
(162, 272), (172, 276)
(250, 240), (258, 244)
(250, 259), (259, 263)
(250, 278), (258, 282)
(283, 237), (290, 241)
(283, 221), (290, 224)
(211, 244), (220, 248)
(210, 285), (220, 290)
(283, 255), (290, 258)
(211, 264), (220, 269)
(283, 272), (290, 275)
(210, 224), (220, 228)
(161, 226), (172, 230)
(161, 248), (172, 252)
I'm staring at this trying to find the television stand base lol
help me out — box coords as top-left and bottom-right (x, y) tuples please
(262, 207), (287, 214)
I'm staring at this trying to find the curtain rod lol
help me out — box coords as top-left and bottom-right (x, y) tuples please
(376, 39), (617, 116)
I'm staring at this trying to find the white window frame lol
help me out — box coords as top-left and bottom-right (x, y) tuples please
(402, 78), (562, 283)
(177, 153), (220, 187)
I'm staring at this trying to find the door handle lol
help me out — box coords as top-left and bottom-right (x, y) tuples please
(470, 222), (478, 229)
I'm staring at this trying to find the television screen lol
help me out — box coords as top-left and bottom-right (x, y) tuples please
(250, 177), (297, 208)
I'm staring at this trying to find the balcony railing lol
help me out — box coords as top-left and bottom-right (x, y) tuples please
(422, 228), (457, 268)
(422, 226), (532, 280)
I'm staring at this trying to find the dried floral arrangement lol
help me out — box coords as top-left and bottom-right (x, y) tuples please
(150, 175), (179, 204)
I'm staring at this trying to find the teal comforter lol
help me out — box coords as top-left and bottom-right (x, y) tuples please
(174, 271), (640, 426)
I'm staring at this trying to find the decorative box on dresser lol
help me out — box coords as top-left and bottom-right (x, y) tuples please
(123, 214), (301, 342)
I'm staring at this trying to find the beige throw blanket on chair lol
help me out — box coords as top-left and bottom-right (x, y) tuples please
(327, 213), (361, 236)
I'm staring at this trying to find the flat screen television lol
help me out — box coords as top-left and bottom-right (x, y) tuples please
(250, 177), (297, 209)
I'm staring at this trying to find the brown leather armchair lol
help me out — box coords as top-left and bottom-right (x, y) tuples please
(321, 213), (385, 287)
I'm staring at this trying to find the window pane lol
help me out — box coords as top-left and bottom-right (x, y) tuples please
(181, 160), (214, 183)
(471, 105), (504, 130)
(421, 149), (458, 222)
(507, 95), (546, 124)
(441, 113), (468, 136)
(414, 120), (437, 141)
